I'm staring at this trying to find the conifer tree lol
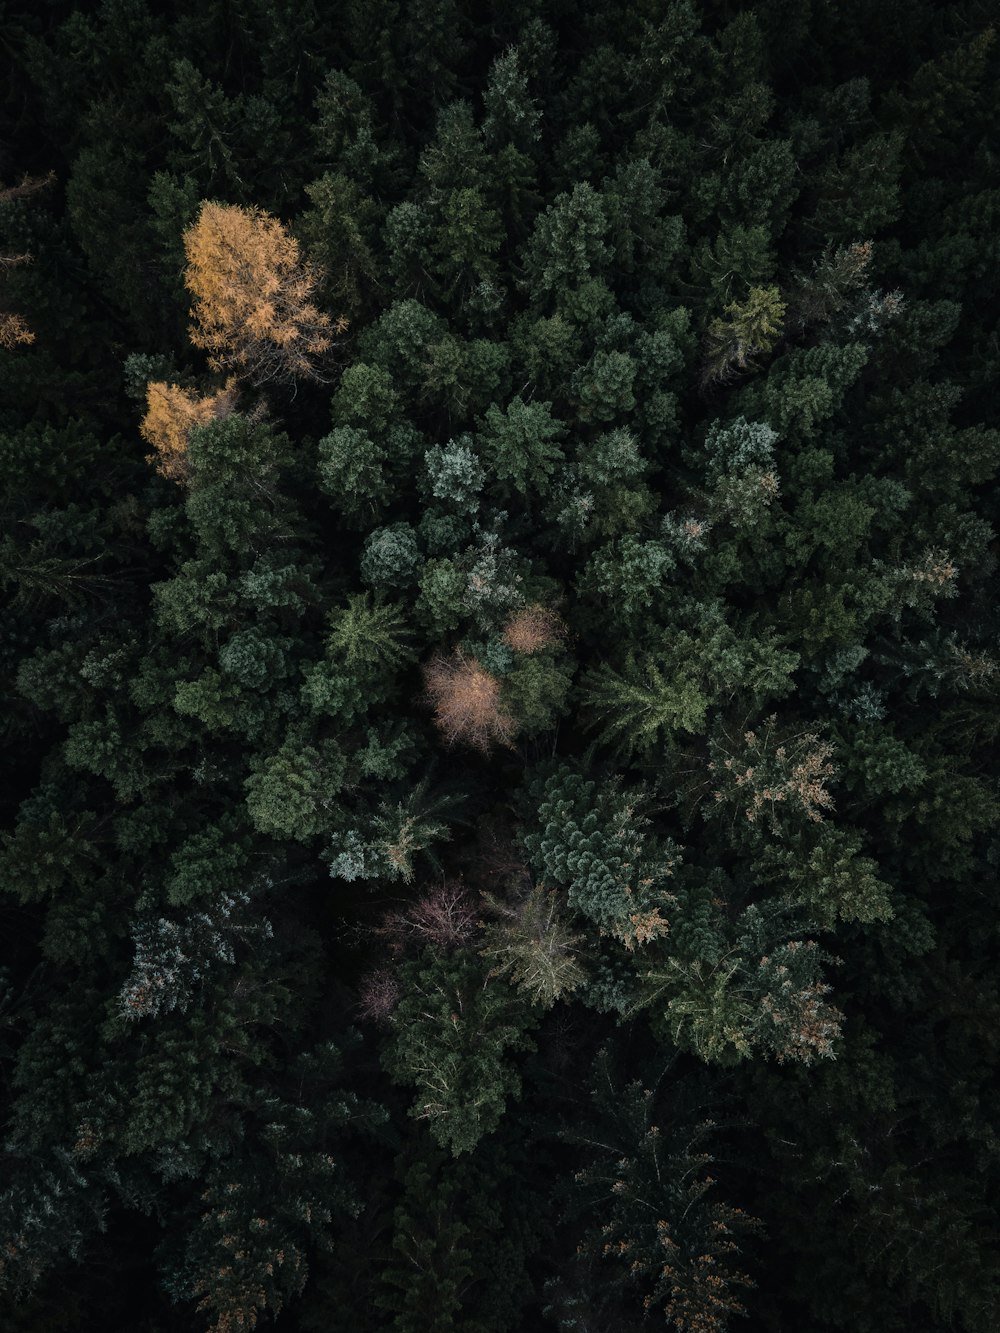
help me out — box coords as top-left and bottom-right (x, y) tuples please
(701, 285), (786, 387)
(566, 1049), (761, 1333)
(183, 201), (337, 385)
(381, 949), (535, 1156)
(0, 173), (53, 350)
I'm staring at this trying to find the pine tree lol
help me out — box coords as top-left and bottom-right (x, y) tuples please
(580, 655), (710, 752)
(0, 173), (54, 350)
(479, 884), (587, 1007)
(522, 766), (677, 950)
(477, 395), (566, 497)
(700, 285), (786, 388)
(381, 949), (535, 1156)
(566, 1048), (761, 1333)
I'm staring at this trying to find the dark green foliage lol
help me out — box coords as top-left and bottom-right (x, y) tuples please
(2, 2), (999, 1328)
(565, 1049), (761, 1331)
(381, 949), (535, 1156)
(376, 1136), (543, 1332)
(478, 395), (566, 497)
(0, 1149), (106, 1300)
(166, 1039), (388, 1333)
(522, 766), (677, 949)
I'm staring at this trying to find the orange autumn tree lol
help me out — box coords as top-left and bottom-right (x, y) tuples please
(183, 201), (337, 386)
(140, 379), (237, 481)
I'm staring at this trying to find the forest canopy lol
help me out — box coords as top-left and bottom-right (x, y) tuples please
(1, 2), (998, 1331)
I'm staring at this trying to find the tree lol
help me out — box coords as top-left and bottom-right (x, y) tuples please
(423, 437), (486, 513)
(180, 413), (300, 557)
(360, 522), (422, 589)
(139, 379), (237, 481)
(501, 651), (574, 739)
(580, 654), (711, 750)
(700, 285), (786, 388)
(0, 1149), (106, 1300)
(550, 427), (655, 545)
(808, 132), (905, 241)
(168, 1040), (387, 1333)
(522, 766), (677, 950)
(117, 889), (272, 1020)
(786, 240), (875, 329)
(477, 395), (566, 497)
(501, 604), (565, 654)
(578, 613), (800, 762)
(183, 200), (338, 385)
(376, 1135), (543, 1333)
(325, 781), (455, 885)
(566, 1048), (761, 1333)
(381, 948), (535, 1156)
(638, 893), (844, 1066)
(576, 536), (675, 629)
(423, 650), (518, 753)
(0, 172), (54, 350)
(479, 884), (587, 1007)
(705, 714), (837, 833)
(377, 1149), (477, 1331)
(325, 593), (416, 679)
(522, 181), (610, 306)
(244, 735), (347, 840)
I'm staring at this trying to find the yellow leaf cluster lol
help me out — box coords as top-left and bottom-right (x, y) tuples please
(140, 380), (237, 482)
(183, 201), (335, 385)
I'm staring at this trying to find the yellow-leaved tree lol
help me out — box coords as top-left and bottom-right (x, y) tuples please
(139, 380), (237, 481)
(183, 201), (337, 386)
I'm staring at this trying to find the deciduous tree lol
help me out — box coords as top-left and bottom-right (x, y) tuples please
(183, 200), (337, 385)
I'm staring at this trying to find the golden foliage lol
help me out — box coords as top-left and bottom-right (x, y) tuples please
(139, 379), (237, 482)
(0, 312), (35, 350)
(501, 604), (566, 654)
(423, 650), (518, 753)
(183, 201), (337, 385)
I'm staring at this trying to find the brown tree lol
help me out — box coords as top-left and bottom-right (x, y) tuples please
(183, 201), (339, 386)
(423, 649), (518, 752)
(501, 603), (565, 654)
(376, 882), (480, 957)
